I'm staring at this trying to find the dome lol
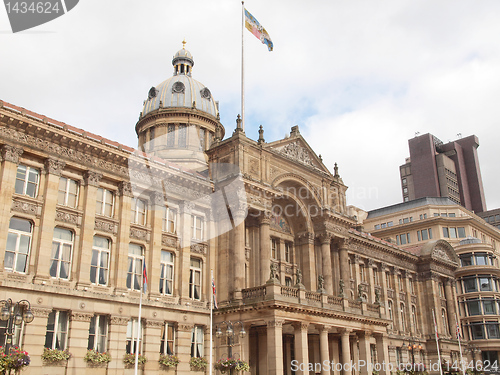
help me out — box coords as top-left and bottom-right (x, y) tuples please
(141, 43), (218, 119)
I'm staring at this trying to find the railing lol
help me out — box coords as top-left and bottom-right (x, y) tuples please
(281, 286), (299, 298)
(348, 300), (362, 309)
(327, 295), (343, 306)
(367, 303), (380, 313)
(241, 286), (266, 299)
(305, 291), (321, 302)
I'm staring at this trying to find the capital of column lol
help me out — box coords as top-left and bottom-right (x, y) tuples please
(267, 319), (285, 328)
(292, 322), (309, 332)
(118, 181), (133, 197)
(44, 158), (65, 176)
(340, 237), (353, 250)
(296, 232), (314, 245)
(316, 324), (331, 333)
(83, 170), (102, 187)
(110, 316), (130, 326)
(70, 312), (94, 322)
(259, 210), (272, 225)
(339, 328), (352, 336)
(180, 200), (195, 214)
(319, 232), (333, 245)
(31, 307), (52, 318)
(177, 323), (195, 332)
(150, 190), (165, 207)
(145, 319), (165, 329)
(1, 144), (23, 164)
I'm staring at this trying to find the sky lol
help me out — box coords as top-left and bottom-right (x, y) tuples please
(1, 0), (499, 212)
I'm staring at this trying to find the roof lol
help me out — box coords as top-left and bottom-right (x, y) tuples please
(367, 197), (457, 219)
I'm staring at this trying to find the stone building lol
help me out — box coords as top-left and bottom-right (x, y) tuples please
(366, 197), (500, 367)
(0, 45), (462, 374)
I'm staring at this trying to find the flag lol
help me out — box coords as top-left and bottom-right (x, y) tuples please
(432, 310), (439, 340)
(142, 260), (148, 293)
(212, 277), (218, 309)
(244, 8), (273, 51)
(456, 317), (462, 339)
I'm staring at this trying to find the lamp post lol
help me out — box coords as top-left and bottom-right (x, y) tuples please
(465, 344), (481, 375)
(215, 320), (246, 374)
(0, 298), (34, 353)
(402, 337), (422, 371)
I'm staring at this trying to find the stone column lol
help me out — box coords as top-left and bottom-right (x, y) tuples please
(294, 322), (309, 375)
(33, 158), (66, 283)
(340, 329), (352, 375)
(358, 331), (371, 375)
(176, 323), (194, 374)
(259, 211), (271, 285)
(257, 327), (268, 374)
(107, 316), (130, 374)
(179, 201), (193, 301)
(75, 171), (101, 289)
(445, 279), (457, 339)
(23, 307), (51, 369)
(339, 240), (350, 295)
(374, 333), (390, 375)
(318, 325), (331, 375)
(367, 260), (375, 303)
(320, 234), (333, 295)
(0, 146), (23, 271)
(149, 191), (164, 299)
(113, 181), (133, 293)
(67, 312), (94, 372)
(267, 320), (284, 375)
(391, 269), (403, 333)
(299, 233), (316, 290)
(330, 336), (341, 375)
(143, 320), (163, 372)
(234, 208), (247, 298)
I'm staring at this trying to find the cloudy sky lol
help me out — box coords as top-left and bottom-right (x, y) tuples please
(1, 0), (499, 212)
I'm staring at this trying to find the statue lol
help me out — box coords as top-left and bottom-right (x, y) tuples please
(339, 279), (345, 297)
(269, 263), (278, 280)
(375, 288), (381, 304)
(296, 269), (302, 285)
(358, 284), (363, 299)
(317, 275), (325, 293)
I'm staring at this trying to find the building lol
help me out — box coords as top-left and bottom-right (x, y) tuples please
(400, 133), (487, 214)
(365, 197), (500, 366)
(0, 45), (464, 375)
(478, 209), (500, 231)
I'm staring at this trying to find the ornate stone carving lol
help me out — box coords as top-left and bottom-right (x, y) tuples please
(150, 190), (164, 206)
(31, 307), (52, 318)
(130, 227), (150, 241)
(267, 320), (284, 328)
(55, 210), (80, 226)
(177, 323), (194, 332)
(83, 170), (102, 187)
(11, 200), (40, 216)
(162, 234), (178, 248)
(172, 81), (185, 94)
(110, 316), (130, 326)
(1, 144), (23, 164)
(95, 219), (118, 234)
(118, 181), (133, 197)
(249, 158), (260, 177)
(433, 247), (451, 262)
(44, 158), (65, 176)
(274, 141), (314, 167)
(191, 243), (207, 255)
(146, 320), (165, 329)
(70, 312), (94, 322)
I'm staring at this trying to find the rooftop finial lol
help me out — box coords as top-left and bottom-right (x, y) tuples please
(334, 162), (340, 178)
(258, 125), (265, 144)
(182, 39), (186, 49)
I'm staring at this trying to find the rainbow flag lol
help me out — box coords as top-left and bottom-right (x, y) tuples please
(244, 9), (273, 51)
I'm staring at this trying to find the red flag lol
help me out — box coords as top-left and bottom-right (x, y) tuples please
(212, 277), (218, 309)
(142, 260), (148, 294)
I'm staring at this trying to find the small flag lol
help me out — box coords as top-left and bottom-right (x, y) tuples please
(432, 310), (439, 340)
(142, 260), (148, 293)
(212, 277), (218, 309)
(455, 316), (462, 339)
(244, 8), (273, 51)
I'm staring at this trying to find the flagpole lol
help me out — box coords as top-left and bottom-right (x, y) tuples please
(432, 309), (444, 375)
(455, 313), (466, 375)
(209, 269), (214, 375)
(241, 0), (245, 132)
(135, 256), (145, 375)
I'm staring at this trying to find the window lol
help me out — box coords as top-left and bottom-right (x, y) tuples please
(285, 277), (292, 286)
(475, 253), (488, 266)
(96, 188), (114, 217)
(466, 300), (481, 316)
(441, 309), (449, 335)
(374, 224), (381, 230)
(178, 124), (187, 148)
(191, 326), (204, 357)
(149, 127), (155, 150)
(397, 233), (410, 245)
(398, 274), (403, 291)
(412, 305), (418, 331)
(5, 217), (32, 273)
(15, 164), (39, 198)
(449, 213), (456, 218)
(162, 207), (176, 233)
(160, 250), (174, 295)
(126, 318), (143, 354)
(50, 228), (73, 280)
(271, 238), (278, 260)
(460, 254), (473, 267)
(443, 227), (466, 238)
(463, 277), (478, 293)
(386, 272), (392, 289)
(160, 323), (175, 355)
(388, 300), (393, 321)
(409, 278), (415, 294)
(479, 277), (493, 291)
(167, 124), (175, 147)
(58, 177), (79, 207)
(88, 315), (108, 352)
(199, 128), (206, 150)
(284, 242), (291, 263)
(373, 268), (380, 286)
(400, 303), (406, 331)
(90, 236), (110, 285)
(127, 244), (143, 291)
(131, 198), (147, 225)
(438, 282), (444, 298)
(191, 215), (203, 241)
(483, 299), (497, 315)
(189, 258), (202, 300)
(388, 221), (393, 227)
(457, 227), (466, 238)
(0, 319), (23, 347)
(470, 322), (485, 340)
(417, 229), (432, 241)
(44, 310), (68, 350)
(486, 322), (500, 339)
(360, 265), (365, 282)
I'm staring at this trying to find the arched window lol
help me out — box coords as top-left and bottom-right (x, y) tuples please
(50, 228), (74, 280)
(412, 305), (418, 331)
(400, 303), (406, 331)
(388, 300), (393, 321)
(442, 309), (449, 335)
(91, 236), (110, 285)
(5, 217), (33, 273)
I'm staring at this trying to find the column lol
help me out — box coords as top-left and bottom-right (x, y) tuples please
(179, 201), (193, 300)
(391, 269), (402, 333)
(358, 331), (371, 375)
(107, 316), (129, 374)
(67, 312), (94, 372)
(339, 241), (350, 295)
(33, 158), (66, 283)
(75, 170), (101, 289)
(374, 333), (390, 375)
(300, 233), (316, 290)
(259, 211), (271, 285)
(318, 325), (330, 375)
(445, 279), (457, 339)
(267, 320), (284, 375)
(143, 320), (163, 371)
(234, 208), (246, 298)
(294, 322), (309, 375)
(330, 336), (341, 375)
(340, 329), (352, 375)
(257, 327), (268, 374)
(149, 191), (164, 299)
(367, 260), (375, 303)
(176, 323), (194, 374)
(0, 146), (23, 272)
(320, 234), (333, 295)
(23, 307), (51, 369)
(113, 181), (133, 293)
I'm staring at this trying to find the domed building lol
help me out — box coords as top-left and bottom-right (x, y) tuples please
(136, 42), (224, 171)
(0, 44), (470, 375)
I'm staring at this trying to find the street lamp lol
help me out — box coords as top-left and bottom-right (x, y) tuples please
(0, 298), (34, 353)
(402, 337), (422, 371)
(215, 320), (246, 359)
(465, 343), (481, 375)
